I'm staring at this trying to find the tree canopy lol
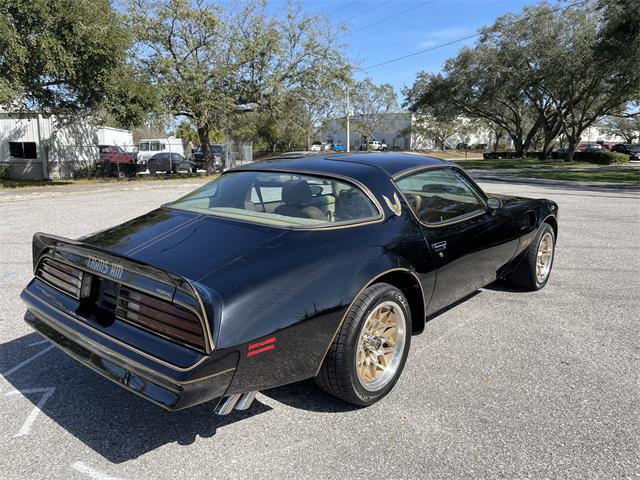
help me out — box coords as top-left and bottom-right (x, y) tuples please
(0, 0), (130, 114)
(405, 0), (640, 160)
(350, 77), (398, 148)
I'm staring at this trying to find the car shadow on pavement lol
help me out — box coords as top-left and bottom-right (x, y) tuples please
(0, 332), (272, 463)
(262, 378), (362, 413)
(482, 279), (530, 293)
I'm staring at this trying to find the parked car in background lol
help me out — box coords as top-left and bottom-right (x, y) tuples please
(612, 143), (640, 160)
(369, 140), (388, 151)
(577, 143), (603, 152)
(147, 152), (196, 175)
(554, 147), (569, 155)
(190, 144), (225, 171)
(310, 143), (331, 152)
(332, 143), (346, 152)
(96, 145), (137, 178)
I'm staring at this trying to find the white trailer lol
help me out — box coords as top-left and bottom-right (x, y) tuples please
(97, 126), (134, 151)
(137, 137), (184, 162)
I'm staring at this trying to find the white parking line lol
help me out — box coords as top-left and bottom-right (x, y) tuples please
(72, 462), (127, 480)
(1, 345), (54, 377)
(4, 387), (55, 437)
(28, 339), (49, 346)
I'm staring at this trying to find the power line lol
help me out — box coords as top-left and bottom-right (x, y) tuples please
(328, 1), (359, 16)
(344, 0), (436, 37)
(339, 0), (394, 24)
(358, 0), (590, 71)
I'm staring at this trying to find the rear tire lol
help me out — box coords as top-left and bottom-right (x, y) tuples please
(315, 283), (411, 406)
(506, 223), (555, 291)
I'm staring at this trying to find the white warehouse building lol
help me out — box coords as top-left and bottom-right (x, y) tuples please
(0, 111), (133, 180)
(320, 112), (496, 151)
(320, 112), (633, 151)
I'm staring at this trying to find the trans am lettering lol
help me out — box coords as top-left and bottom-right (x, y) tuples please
(85, 257), (124, 280)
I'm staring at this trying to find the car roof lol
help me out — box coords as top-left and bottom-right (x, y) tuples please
(238, 152), (447, 180)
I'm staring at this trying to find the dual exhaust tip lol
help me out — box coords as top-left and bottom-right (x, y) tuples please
(214, 391), (258, 415)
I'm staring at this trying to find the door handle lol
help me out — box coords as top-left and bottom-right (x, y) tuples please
(431, 241), (447, 253)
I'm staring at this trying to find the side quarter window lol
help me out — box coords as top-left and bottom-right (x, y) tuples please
(396, 167), (486, 224)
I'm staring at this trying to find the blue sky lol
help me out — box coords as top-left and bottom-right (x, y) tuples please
(269, 0), (534, 100)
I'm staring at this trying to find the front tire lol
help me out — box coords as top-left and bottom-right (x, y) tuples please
(507, 223), (556, 290)
(315, 283), (411, 406)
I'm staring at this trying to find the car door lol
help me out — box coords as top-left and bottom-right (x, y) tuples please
(395, 166), (519, 314)
(160, 153), (171, 171)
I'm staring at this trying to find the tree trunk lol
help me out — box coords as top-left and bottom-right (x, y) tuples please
(492, 129), (502, 152)
(564, 137), (578, 162)
(541, 118), (563, 160)
(197, 124), (214, 175)
(542, 137), (554, 160)
(511, 136), (524, 158)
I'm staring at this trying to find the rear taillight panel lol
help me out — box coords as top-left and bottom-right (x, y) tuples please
(36, 258), (85, 299)
(35, 256), (207, 352)
(117, 288), (205, 350)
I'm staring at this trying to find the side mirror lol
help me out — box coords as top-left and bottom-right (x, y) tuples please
(486, 197), (502, 210)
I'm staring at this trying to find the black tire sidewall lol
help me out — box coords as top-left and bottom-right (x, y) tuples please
(531, 223), (556, 290)
(347, 284), (412, 405)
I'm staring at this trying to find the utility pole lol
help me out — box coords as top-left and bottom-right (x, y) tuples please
(346, 91), (351, 153)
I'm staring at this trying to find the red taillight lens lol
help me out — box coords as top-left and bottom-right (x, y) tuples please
(37, 258), (84, 299)
(117, 288), (205, 350)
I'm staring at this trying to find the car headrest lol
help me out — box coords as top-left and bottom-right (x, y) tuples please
(282, 180), (312, 205)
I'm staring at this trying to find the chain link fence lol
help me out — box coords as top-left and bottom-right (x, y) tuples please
(224, 142), (253, 169)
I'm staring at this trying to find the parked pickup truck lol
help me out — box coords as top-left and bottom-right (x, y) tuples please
(96, 145), (137, 178)
(190, 144), (225, 171)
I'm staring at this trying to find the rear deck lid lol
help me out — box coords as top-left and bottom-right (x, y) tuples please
(80, 208), (285, 282)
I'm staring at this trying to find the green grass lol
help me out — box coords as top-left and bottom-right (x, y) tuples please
(503, 168), (640, 184)
(0, 173), (217, 189)
(454, 158), (595, 170)
(416, 150), (485, 160)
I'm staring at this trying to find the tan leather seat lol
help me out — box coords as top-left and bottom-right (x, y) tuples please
(275, 180), (326, 220)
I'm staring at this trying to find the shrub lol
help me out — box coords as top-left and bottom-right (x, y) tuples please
(571, 150), (629, 165)
(71, 164), (97, 178)
(483, 151), (519, 159)
(0, 163), (11, 180)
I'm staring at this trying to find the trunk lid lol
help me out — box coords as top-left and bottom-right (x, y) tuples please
(79, 208), (286, 282)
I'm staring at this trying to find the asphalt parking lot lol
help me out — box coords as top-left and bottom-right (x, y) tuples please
(1, 178), (638, 479)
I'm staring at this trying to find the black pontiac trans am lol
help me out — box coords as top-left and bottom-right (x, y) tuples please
(21, 153), (558, 414)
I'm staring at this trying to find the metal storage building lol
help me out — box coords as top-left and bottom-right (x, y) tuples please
(0, 111), (132, 180)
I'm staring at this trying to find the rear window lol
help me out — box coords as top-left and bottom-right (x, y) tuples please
(169, 171), (381, 228)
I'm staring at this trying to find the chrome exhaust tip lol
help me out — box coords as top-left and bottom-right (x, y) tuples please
(214, 391), (258, 415)
(235, 391), (258, 411)
(214, 393), (242, 415)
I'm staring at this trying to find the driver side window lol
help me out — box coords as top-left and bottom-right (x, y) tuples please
(396, 167), (486, 224)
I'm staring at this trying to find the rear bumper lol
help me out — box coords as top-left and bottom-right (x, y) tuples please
(22, 297), (237, 411)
